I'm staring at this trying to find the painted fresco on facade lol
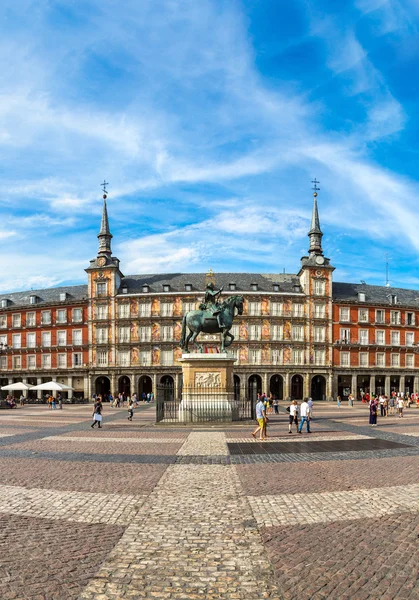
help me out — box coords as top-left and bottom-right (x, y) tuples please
(174, 321), (182, 342)
(151, 322), (160, 341)
(262, 344), (270, 364)
(239, 344), (248, 363)
(283, 345), (291, 364)
(240, 321), (248, 340)
(283, 321), (291, 340)
(131, 348), (139, 365)
(262, 319), (270, 340)
(152, 346), (160, 365)
(261, 297), (269, 315)
(283, 298), (291, 316)
(130, 298), (139, 317)
(151, 298), (160, 316)
(174, 347), (182, 363)
(173, 297), (182, 317)
(131, 323), (138, 342)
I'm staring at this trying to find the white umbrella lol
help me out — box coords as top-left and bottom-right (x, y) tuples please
(1, 382), (34, 391)
(30, 381), (74, 391)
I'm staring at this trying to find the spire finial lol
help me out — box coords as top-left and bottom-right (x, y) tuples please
(101, 180), (109, 198)
(308, 179), (323, 255)
(97, 182), (113, 257)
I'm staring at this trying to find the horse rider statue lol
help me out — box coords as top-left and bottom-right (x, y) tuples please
(200, 282), (225, 328)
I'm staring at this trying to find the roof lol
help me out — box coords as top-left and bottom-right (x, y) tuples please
(0, 284), (88, 309)
(120, 273), (301, 294)
(333, 282), (419, 307)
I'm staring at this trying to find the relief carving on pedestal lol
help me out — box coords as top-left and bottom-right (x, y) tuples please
(195, 372), (221, 387)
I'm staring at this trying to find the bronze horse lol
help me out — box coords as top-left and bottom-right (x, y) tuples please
(180, 295), (244, 353)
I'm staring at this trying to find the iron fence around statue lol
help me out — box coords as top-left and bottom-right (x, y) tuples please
(156, 382), (255, 423)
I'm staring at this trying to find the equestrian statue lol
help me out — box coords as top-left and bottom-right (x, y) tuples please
(180, 282), (244, 353)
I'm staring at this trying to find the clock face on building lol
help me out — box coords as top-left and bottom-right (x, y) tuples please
(97, 257), (106, 267)
(315, 256), (325, 265)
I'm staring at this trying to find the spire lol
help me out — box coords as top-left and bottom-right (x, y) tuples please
(97, 181), (113, 257)
(308, 179), (323, 256)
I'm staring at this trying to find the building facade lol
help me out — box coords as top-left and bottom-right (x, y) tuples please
(0, 190), (418, 401)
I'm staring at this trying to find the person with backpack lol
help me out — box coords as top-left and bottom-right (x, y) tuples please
(91, 398), (103, 428)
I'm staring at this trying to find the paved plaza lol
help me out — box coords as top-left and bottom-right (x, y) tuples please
(0, 402), (417, 599)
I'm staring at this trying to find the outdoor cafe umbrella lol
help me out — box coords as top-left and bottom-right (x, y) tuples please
(30, 381), (74, 391)
(0, 382), (34, 391)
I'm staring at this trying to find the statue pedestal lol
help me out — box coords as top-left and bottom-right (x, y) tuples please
(179, 353), (237, 422)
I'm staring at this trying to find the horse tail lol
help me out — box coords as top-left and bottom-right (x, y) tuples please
(180, 315), (187, 349)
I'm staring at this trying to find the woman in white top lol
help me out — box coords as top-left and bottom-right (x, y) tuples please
(288, 400), (299, 434)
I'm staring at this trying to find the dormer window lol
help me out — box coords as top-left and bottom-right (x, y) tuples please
(390, 294), (397, 305)
(30, 295), (38, 305)
(0, 300), (7, 309)
(251, 282), (258, 291)
(229, 282), (236, 291)
(121, 285), (128, 294)
(163, 284), (170, 292)
(185, 283), (192, 292)
(59, 293), (67, 302)
(142, 284), (150, 293)
(358, 292), (366, 302)
(293, 284), (300, 293)
(273, 284), (279, 292)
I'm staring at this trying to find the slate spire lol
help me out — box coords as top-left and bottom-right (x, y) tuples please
(308, 179), (323, 256)
(97, 187), (113, 257)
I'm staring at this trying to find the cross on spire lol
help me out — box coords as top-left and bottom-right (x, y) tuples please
(101, 180), (109, 196)
(311, 178), (320, 193)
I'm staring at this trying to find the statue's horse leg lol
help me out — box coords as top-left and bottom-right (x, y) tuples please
(221, 328), (233, 352)
(184, 328), (194, 353)
(224, 331), (234, 348)
(190, 329), (203, 353)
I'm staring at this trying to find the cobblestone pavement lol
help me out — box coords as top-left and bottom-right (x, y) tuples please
(0, 402), (416, 599)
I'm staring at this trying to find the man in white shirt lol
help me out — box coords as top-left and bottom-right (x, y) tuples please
(298, 398), (311, 434)
(307, 397), (313, 419)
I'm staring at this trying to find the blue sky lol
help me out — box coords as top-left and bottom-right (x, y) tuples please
(1, 0), (419, 292)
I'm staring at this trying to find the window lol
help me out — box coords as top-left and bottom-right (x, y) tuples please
(292, 325), (304, 341)
(142, 284), (150, 293)
(56, 309), (67, 323)
(314, 280), (325, 295)
(139, 303), (151, 317)
(340, 351), (350, 367)
(390, 331), (400, 346)
(228, 347), (239, 362)
(59, 292), (67, 301)
(406, 354), (414, 367)
(42, 332), (51, 347)
(406, 332), (414, 347)
(390, 294), (397, 305)
(271, 324), (282, 341)
(0, 334), (6, 346)
(375, 309), (385, 324)
(41, 311), (51, 325)
(96, 282), (107, 297)
(26, 312), (36, 327)
(339, 307), (350, 322)
(27, 332), (36, 348)
(96, 328), (107, 344)
(72, 353), (82, 367)
(161, 303), (173, 317)
(185, 283), (192, 292)
(12, 333), (21, 349)
(376, 330), (385, 345)
(12, 355), (21, 369)
(117, 351), (130, 366)
(121, 286), (128, 294)
(359, 352), (369, 367)
(251, 283), (258, 291)
(0, 315), (6, 328)
(271, 348), (282, 364)
(163, 284), (170, 292)
(271, 302), (282, 316)
(118, 303), (130, 318)
(140, 326), (151, 342)
(29, 295), (38, 305)
(0, 356), (6, 369)
(97, 351), (108, 366)
(248, 302), (261, 316)
(57, 354), (67, 368)
(72, 308), (83, 323)
(391, 353), (400, 367)
(140, 349), (151, 365)
(406, 312), (415, 326)
(314, 326), (325, 342)
(12, 314), (21, 328)
(161, 349), (173, 365)
(292, 303), (304, 317)
(249, 324), (261, 340)
(249, 348), (261, 364)
(161, 325), (173, 341)
(314, 350), (325, 365)
(57, 331), (67, 346)
(27, 355), (36, 369)
(273, 283), (280, 292)
(231, 324), (240, 340)
(96, 305), (108, 320)
(340, 328), (350, 344)
(359, 330), (369, 345)
(72, 330), (82, 345)
(183, 301), (196, 315)
(118, 326), (130, 343)
(42, 354), (51, 368)
(358, 309), (369, 323)
(376, 353), (385, 367)
(314, 304), (325, 319)
(390, 311), (401, 325)
(358, 292), (366, 302)
(292, 349), (304, 364)
(1, 299), (8, 308)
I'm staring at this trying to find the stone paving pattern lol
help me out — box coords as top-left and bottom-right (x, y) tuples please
(0, 402), (416, 599)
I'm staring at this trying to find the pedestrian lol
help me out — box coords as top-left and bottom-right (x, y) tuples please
(348, 393), (354, 407)
(51, 397), (57, 409)
(127, 399), (134, 421)
(109, 392), (113, 405)
(298, 398), (311, 434)
(389, 395), (395, 415)
(369, 397), (378, 426)
(379, 394), (386, 417)
(337, 395), (341, 408)
(91, 398), (103, 428)
(142, 392), (146, 402)
(47, 395), (53, 409)
(252, 396), (267, 440)
(307, 397), (313, 419)
(273, 397), (279, 414)
(397, 396), (404, 418)
(19, 394), (25, 407)
(288, 400), (299, 434)
(147, 392), (151, 403)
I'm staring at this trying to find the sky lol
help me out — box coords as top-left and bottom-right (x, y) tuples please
(1, 0), (419, 292)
